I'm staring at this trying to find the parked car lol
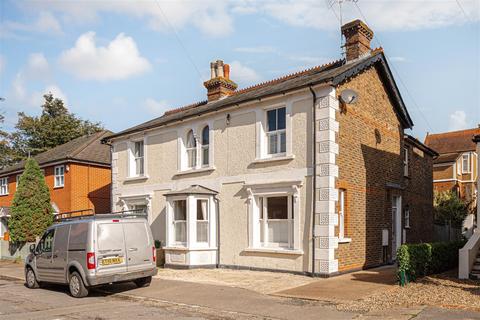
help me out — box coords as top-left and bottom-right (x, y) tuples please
(24, 210), (157, 297)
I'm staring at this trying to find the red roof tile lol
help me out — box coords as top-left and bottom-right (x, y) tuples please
(424, 128), (480, 154)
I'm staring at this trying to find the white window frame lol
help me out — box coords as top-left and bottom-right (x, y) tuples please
(0, 177), (8, 196)
(266, 107), (287, 156)
(258, 195), (293, 249)
(338, 189), (345, 239)
(54, 165), (65, 188)
(462, 153), (471, 174)
(201, 126), (210, 167)
(195, 198), (209, 244)
(178, 122), (214, 172)
(403, 147), (409, 177)
(255, 102), (293, 161)
(128, 138), (147, 178)
(404, 207), (410, 229)
(166, 194), (216, 249)
(246, 182), (301, 252)
(185, 130), (197, 170)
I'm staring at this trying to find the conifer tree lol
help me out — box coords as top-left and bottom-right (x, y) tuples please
(8, 158), (53, 242)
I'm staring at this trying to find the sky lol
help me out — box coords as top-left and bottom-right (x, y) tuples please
(0, 0), (479, 141)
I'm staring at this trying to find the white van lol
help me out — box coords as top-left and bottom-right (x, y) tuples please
(24, 210), (157, 297)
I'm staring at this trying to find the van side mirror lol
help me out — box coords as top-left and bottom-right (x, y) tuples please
(29, 244), (36, 254)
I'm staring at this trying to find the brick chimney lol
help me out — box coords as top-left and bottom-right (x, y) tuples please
(341, 19), (374, 62)
(204, 60), (238, 102)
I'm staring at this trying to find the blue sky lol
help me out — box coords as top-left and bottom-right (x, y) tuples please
(0, 0), (479, 140)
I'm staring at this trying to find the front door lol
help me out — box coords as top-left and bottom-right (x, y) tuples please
(35, 229), (55, 281)
(391, 196), (402, 260)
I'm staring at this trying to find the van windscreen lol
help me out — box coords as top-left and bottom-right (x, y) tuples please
(97, 223), (125, 251)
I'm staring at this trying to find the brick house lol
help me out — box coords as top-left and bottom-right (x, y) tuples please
(103, 20), (436, 276)
(0, 130), (112, 238)
(424, 128), (479, 211)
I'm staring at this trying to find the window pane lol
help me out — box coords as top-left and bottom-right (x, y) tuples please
(187, 149), (197, 168)
(267, 197), (288, 219)
(277, 107), (286, 130)
(267, 109), (277, 132)
(174, 200), (186, 221)
(135, 141), (144, 157)
(280, 131), (286, 153)
(202, 126), (209, 145)
(197, 221), (208, 242)
(202, 147), (209, 166)
(268, 133), (278, 154)
(175, 222), (186, 243)
(135, 158), (144, 175)
(196, 200), (208, 221)
(187, 130), (196, 148)
(267, 220), (289, 244)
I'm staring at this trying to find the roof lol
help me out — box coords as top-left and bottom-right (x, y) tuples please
(404, 134), (438, 157)
(424, 128), (480, 155)
(0, 130), (112, 176)
(103, 50), (413, 142)
(164, 185), (218, 196)
(433, 152), (461, 164)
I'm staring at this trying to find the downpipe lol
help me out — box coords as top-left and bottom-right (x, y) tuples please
(309, 86), (317, 277)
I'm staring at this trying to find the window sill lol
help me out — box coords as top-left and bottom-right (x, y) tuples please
(244, 247), (303, 255)
(125, 175), (149, 182)
(252, 154), (295, 164)
(53, 186), (64, 189)
(0, 193), (9, 197)
(338, 237), (352, 244)
(174, 166), (215, 177)
(164, 246), (218, 251)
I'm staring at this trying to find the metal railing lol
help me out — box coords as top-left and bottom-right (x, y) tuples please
(53, 208), (147, 223)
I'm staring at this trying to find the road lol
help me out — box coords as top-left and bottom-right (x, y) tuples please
(0, 277), (262, 320)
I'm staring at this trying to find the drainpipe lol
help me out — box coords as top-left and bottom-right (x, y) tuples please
(102, 139), (114, 213)
(309, 86), (317, 277)
(214, 196), (221, 268)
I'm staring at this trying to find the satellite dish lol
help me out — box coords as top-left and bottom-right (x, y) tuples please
(340, 89), (358, 104)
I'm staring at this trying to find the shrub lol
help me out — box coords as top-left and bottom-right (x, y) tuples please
(397, 240), (465, 285)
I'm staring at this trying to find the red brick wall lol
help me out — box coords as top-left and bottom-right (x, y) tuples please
(335, 66), (434, 272)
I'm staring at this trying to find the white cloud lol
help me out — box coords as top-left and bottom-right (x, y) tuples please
(389, 56), (407, 62)
(44, 85), (68, 104)
(0, 56), (4, 75)
(35, 11), (63, 35)
(59, 32), (151, 81)
(0, 11), (62, 38)
(449, 110), (468, 131)
(25, 53), (50, 79)
(144, 98), (170, 115)
(229, 61), (262, 85)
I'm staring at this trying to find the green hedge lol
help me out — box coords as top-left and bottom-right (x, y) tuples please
(397, 240), (465, 285)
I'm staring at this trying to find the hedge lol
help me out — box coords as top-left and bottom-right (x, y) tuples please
(397, 240), (466, 286)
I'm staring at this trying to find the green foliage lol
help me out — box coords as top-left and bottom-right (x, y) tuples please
(396, 240), (466, 285)
(0, 114), (15, 169)
(434, 190), (469, 228)
(9, 93), (102, 159)
(8, 158), (53, 242)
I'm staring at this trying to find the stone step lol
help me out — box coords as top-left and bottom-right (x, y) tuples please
(470, 273), (480, 280)
(472, 265), (480, 271)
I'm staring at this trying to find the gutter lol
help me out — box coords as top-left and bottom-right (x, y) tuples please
(309, 86), (317, 276)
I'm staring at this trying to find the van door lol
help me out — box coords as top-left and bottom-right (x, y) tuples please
(50, 224), (70, 283)
(35, 229), (55, 282)
(95, 221), (127, 275)
(124, 221), (153, 272)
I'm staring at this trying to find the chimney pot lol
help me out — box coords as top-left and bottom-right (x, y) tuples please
(341, 19), (374, 61)
(204, 59), (237, 102)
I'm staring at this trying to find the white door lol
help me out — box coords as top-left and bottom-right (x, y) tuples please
(391, 196), (402, 260)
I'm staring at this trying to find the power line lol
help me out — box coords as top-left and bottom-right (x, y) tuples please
(153, 0), (204, 82)
(353, 1), (435, 134)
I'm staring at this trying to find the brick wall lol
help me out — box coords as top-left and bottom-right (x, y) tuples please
(335, 66), (434, 272)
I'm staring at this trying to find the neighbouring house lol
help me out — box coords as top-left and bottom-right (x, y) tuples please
(459, 133), (480, 279)
(103, 20), (437, 276)
(424, 127), (479, 233)
(0, 130), (112, 239)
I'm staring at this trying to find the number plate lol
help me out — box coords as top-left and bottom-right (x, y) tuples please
(100, 257), (123, 266)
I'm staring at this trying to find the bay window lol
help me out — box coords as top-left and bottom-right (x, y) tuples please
(462, 153), (471, 173)
(196, 199), (209, 243)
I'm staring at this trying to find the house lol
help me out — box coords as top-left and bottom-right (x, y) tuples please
(103, 20), (437, 276)
(459, 133), (480, 279)
(0, 130), (112, 232)
(424, 128), (479, 211)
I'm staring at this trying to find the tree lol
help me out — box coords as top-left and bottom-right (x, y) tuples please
(0, 113), (15, 169)
(9, 93), (102, 158)
(8, 158), (53, 242)
(433, 190), (469, 228)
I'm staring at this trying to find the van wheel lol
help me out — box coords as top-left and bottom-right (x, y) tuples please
(25, 268), (39, 289)
(134, 276), (152, 288)
(69, 272), (89, 298)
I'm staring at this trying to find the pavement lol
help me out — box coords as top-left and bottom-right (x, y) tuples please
(275, 265), (397, 302)
(1, 260), (480, 320)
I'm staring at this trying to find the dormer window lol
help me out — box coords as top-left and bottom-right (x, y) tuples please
(201, 126), (209, 166)
(186, 130), (197, 169)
